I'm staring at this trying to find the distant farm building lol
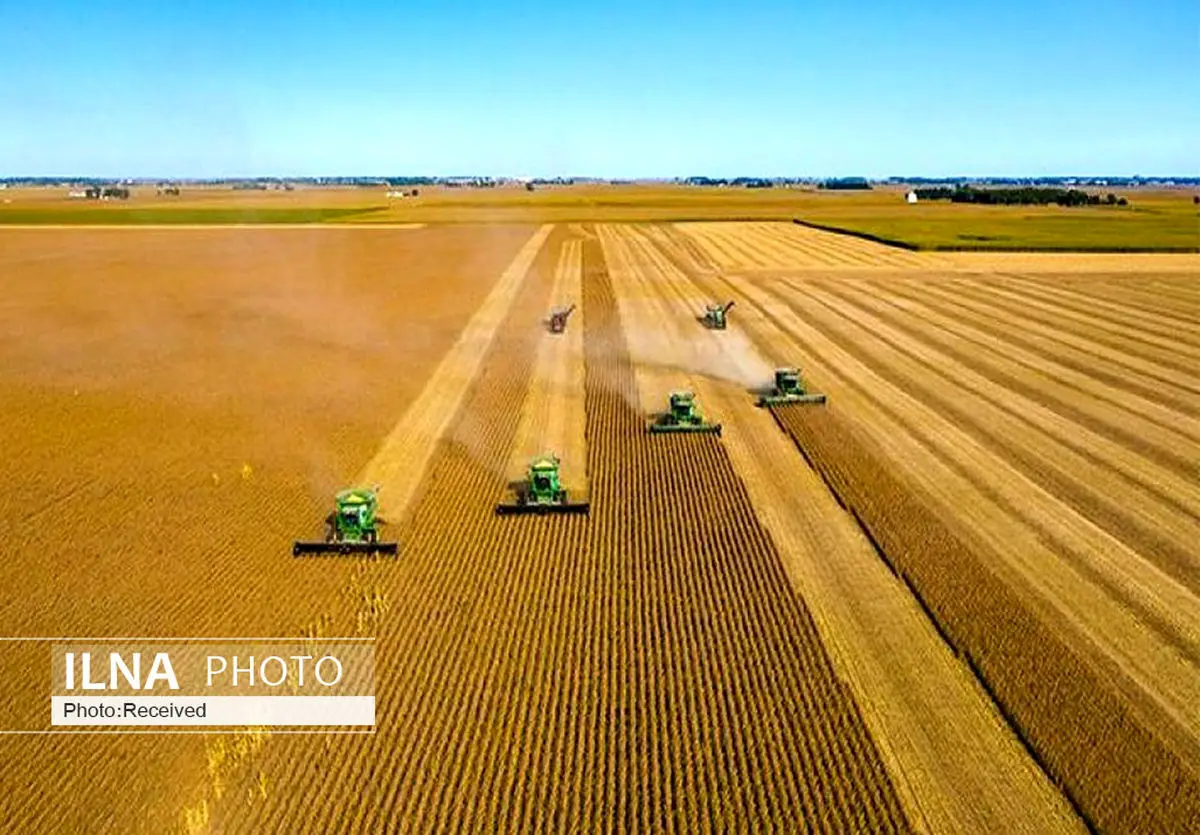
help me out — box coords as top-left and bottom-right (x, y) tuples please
(906, 190), (918, 204)
(68, 186), (131, 200)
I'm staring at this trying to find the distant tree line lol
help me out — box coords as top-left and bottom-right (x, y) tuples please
(683, 176), (782, 188)
(819, 178), (872, 190)
(914, 185), (1127, 206)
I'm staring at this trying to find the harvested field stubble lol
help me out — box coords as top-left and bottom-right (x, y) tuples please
(571, 237), (908, 831)
(188, 229), (913, 832)
(0, 224), (537, 834)
(5, 213), (1196, 832)
(359, 224), (554, 522)
(689, 255), (1200, 757)
(772, 405), (1200, 835)
(781, 280), (1200, 631)
(596, 225), (1080, 833)
(504, 237), (588, 494)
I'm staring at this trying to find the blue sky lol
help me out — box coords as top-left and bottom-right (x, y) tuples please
(0, 1), (1195, 177)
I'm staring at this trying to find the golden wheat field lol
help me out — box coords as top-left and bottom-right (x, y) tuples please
(0, 218), (1197, 833)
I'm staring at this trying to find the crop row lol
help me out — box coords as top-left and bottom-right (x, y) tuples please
(770, 404), (1200, 834)
(211, 228), (911, 832)
(678, 221), (931, 271)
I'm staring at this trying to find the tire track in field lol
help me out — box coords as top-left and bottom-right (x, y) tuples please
(697, 267), (1200, 767)
(866, 275), (1200, 414)
(675, 222), (801, 271)
(856, 278), (1200, 455)
(1144, 278), (1200, 305)
(1035, 276), (1200, 327)
(758, 222), (934, 269)
(741, 223), (863, 268)
(944, 274), (1200, 378)
(780, 279), (1200, 633)
(955, 277), (1200, 369)
(772, 404), (1200, 835)
(988, 273), (1200, 349)
(356, 223), (553, 521)
(763, 225), (865, 267)
(804, 278), (1200, 517)
(676, 221), (934, 270)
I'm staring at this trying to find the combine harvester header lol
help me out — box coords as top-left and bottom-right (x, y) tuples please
(293, 487), (399, 556)
(648, 391), (723, 435)
(756, 367), (828, 407)
(496, 454), (589, 515)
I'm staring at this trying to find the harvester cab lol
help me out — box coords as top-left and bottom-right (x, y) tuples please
(649, 390), (723, 435)
(756, 367), (828, 407)
(548, 304), (576, 334)
(702, 301), (735, 330)
(496, 454), (589, 515)
(293, 487), (399, 556)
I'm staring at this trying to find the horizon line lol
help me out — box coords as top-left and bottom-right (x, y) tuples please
(3, 174), (1198, 183)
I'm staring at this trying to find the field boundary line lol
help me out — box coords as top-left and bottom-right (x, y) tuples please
(792, 219), (922, 251)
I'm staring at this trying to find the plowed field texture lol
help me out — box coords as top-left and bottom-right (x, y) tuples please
(0, 220), (1197, 834)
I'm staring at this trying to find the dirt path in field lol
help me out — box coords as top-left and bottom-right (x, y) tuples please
(503, 236), (588, 494)
(357, 224), (552, 521)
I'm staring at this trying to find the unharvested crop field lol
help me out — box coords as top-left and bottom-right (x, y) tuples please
(0, 214), (1197, 833)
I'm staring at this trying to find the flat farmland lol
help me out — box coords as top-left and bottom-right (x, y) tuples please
(0, 224), (535, 832)
(2, 184), (1195, 251)
(0, 217), (1197, 833)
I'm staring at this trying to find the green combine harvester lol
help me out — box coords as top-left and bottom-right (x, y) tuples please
(701, 301), (735, 330)
(756, 367), (828, 407)
(496, 454), (589, 515)
(293, 487), (399, 556)
(648, 390), (722, 435)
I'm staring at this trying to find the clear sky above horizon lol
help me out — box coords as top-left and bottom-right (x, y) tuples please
(1, 1), (1196, 177)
